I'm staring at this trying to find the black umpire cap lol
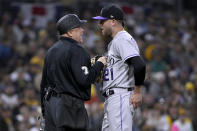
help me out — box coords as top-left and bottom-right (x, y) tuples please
(57, 14), (87, 35)
(92, 4), (124, 20)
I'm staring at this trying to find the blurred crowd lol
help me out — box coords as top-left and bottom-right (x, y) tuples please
(0, 1), (197, 131)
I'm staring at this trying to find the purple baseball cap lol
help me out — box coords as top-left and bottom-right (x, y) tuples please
(92, 4), (124, 20)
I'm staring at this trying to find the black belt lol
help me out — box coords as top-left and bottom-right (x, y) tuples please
(102, 87), (134, 97)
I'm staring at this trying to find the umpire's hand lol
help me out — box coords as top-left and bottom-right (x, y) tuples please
(97, 56), (107, 66)
(130, 86), (142, 109)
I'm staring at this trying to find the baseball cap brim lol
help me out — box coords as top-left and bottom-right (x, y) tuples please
(71, 20), (87, 30)
(79, 20), (87, 25)
(77, 20), (87, 27)
(92, 16), (108, 20)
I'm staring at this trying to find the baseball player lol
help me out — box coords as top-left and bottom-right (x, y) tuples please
(93, 4), (146, 131)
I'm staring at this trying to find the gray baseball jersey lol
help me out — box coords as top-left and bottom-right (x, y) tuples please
(102, 30), (140, 92)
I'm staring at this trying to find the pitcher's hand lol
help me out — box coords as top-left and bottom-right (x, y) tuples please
(130, 86), (142, 109)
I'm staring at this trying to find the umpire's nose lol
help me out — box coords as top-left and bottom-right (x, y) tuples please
(80, 27), (85, 32)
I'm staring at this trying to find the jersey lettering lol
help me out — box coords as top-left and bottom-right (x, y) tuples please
(107, 56), (115, 66)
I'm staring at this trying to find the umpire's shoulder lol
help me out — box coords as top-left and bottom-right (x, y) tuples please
(46, 41), (60, 54)
(70, 43), (89, 58)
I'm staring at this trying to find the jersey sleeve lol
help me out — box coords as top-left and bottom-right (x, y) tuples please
(114, 37), (140, 62)
(70, 46), (104, 87)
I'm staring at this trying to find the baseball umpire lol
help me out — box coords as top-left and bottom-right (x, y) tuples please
(93, 4), (146, 131)
(40, 14), (106, 131)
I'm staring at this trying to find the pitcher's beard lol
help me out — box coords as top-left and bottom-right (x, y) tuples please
(102, 28), (112, 37)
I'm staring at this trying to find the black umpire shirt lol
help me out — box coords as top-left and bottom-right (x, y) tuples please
(40, 36), (104, 106)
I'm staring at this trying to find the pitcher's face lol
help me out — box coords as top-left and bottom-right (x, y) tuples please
(99, 19), (112, 36)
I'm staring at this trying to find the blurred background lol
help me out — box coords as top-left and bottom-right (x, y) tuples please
(0, 0), (197, 131)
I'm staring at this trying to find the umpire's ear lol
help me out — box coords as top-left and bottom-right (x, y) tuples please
(66, 30), (74, 37)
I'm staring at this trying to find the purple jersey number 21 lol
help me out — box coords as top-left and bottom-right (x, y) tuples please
(103, 68), (113, 81)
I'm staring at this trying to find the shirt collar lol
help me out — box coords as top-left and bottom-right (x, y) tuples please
(59, 36), (77, 43)
(113, 30), (126, 39)
(59, 36), (83, 48)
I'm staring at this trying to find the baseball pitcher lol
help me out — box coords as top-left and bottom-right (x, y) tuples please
(93, 4), (146, 131)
